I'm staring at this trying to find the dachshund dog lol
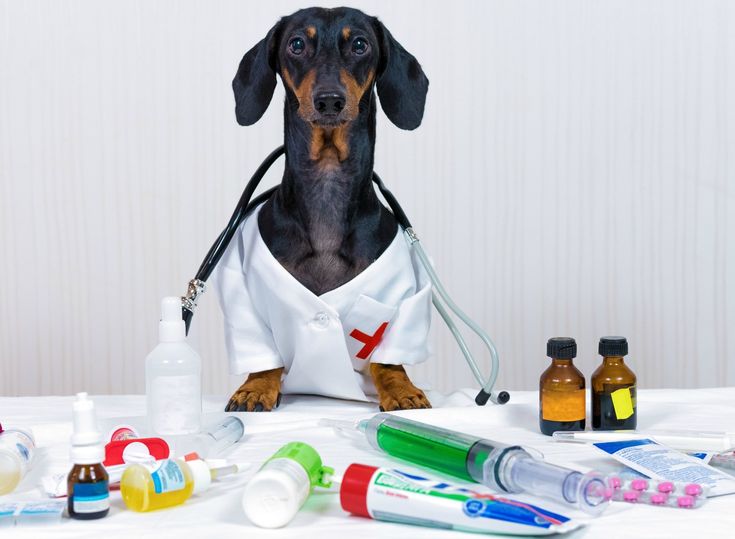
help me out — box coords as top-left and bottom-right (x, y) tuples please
(224, 7), (430, 412)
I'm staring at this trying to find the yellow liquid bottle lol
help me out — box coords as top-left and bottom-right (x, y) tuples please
(120, 458), (246, 512)
(121, 459), (203, 512)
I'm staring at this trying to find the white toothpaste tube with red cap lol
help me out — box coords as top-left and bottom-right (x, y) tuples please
(339, 464), (582, 536)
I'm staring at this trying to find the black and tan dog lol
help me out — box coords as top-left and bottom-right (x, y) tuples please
(225, 7), (430, 412)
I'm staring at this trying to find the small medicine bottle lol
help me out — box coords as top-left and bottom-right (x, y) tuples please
(67, 393), (109, 520)
(591, 336), (637, 430)
(539, 338), (586, 436)
(120, 457), (245, 512)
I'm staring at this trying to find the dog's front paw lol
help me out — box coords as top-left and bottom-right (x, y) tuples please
(225, 367), (284, 412)
(378, 386), (431, 411)
(370, 363), (432, 411)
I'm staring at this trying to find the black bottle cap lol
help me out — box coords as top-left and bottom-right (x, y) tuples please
(547, 337), (577, 359)
(599, 336), (628, 357)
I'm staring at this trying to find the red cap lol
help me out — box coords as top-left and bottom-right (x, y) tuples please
(340, 463), (378, 518)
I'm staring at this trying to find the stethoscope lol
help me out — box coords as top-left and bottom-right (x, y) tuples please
(180, 146), (509, 406)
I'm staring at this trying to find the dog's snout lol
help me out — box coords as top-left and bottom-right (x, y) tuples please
(314, 92), (345, 116)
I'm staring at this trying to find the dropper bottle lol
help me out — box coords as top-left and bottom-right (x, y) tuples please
(67, 393), (109, 520)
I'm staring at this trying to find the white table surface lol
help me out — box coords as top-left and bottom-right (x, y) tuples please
(1, 387), (734, 538)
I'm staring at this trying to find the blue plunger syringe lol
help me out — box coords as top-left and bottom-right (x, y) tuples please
(325, 413), (609, 515)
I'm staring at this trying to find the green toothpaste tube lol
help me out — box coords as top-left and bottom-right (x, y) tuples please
(339, 464), (582, 536)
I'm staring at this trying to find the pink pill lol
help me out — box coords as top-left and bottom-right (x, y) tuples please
(623, 490), (641, 502)
(603, 487), (614, 500)
(650, 493), (668, 505)
(630, 479), (649, 491)
(677, 495), (695, 508)
(607, 476), (622, 489)
(684, 484), (703, 496)
(657, 481), (675, 494)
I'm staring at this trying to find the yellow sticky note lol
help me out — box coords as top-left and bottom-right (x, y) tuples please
(611, 387), (634, 420)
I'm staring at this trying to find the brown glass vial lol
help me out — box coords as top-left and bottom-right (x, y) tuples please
(592, 336), (637, 430)
(539, 338), (586, 436)
(67, 463), (110, 520)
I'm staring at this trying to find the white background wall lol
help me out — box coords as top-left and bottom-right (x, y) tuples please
(1, 0), (733, 398)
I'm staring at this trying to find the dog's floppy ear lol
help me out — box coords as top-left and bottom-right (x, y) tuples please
(233, 21), (282, 126)
(372, 18), (429, 130)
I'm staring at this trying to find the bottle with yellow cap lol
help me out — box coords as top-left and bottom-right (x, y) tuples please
(591, 336), (637, 430)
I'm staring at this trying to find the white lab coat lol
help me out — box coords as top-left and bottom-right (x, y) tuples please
(213, 203), (432, 402)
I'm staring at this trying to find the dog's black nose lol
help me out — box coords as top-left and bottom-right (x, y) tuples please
(314, 92), (345, 116)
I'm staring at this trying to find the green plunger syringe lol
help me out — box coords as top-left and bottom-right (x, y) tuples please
(327, 413), (609, 515)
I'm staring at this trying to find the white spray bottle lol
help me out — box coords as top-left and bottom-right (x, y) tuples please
(146, 297), (202, 435)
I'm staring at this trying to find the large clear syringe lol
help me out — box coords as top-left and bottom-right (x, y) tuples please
(350, 413), (609, 515)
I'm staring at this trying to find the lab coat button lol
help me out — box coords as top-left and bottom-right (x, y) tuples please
(312, 311), (330, 329)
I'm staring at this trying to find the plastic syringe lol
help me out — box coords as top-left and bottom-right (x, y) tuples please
(337, 413), (609, 515)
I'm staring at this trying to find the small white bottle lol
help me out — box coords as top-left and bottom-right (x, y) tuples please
(0, 424), (35, 495)
(146, 297), (202, 435)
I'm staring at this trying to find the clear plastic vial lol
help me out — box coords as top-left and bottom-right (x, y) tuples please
(0, 426), (35, 495)
(146, 297), (202, 435)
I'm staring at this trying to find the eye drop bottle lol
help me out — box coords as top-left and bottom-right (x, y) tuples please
(0, 424), (35, 495)
(539, 338), (585, 436)
(591, 336), (637, 430)
(67, 393), (109, 520)
(146, 297), (202, 436)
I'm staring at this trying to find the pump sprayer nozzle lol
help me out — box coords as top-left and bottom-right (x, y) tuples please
(70, 392), (104, 464)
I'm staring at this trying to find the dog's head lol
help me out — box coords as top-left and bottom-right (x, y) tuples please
(233, 7), (429, 131)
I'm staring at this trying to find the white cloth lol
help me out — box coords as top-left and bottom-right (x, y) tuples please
(213, 203), (432, 401)
(2, 389), (735, 539)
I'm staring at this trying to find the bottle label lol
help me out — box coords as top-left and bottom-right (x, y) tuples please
(541, 389), (585, 421)
(150, 460), (186, 494)
(72, 482), (110, 514)
(150, 374), (201, 434)
(610, 386), (636, 419)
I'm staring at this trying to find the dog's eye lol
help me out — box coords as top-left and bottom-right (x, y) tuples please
(288, 37), (305, 55)
(351, 37), (369, 56)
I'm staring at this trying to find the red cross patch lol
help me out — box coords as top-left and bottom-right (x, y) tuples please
(349, 322), (389, 360)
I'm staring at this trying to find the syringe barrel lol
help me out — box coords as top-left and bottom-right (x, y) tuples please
(485, 448), (609, 515)
(364, 414), (502, 482)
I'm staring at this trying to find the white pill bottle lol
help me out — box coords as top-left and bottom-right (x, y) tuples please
(146, 297), (202, 435)
(242, 442), (333, 528)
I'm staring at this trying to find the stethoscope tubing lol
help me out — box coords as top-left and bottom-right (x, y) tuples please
(182, 146), (508, 405)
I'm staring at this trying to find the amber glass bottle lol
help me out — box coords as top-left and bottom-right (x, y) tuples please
(67, 462), (110, 520)
(591, 336), (637, 430)
(539, 337), (586, 436)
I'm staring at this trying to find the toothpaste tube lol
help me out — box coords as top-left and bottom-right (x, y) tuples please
(340, 465), (581, 536)
(593, 439), (735, 497)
